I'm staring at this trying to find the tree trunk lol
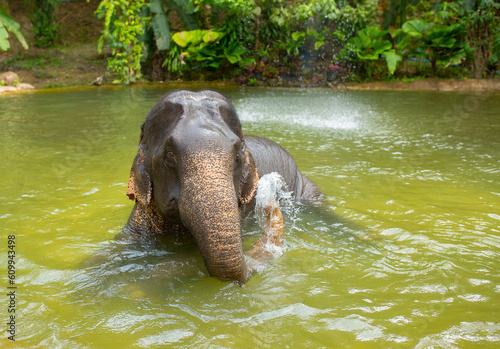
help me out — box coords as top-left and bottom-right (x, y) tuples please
(151, 46), (166, 82)
(431, 58), (437, 77)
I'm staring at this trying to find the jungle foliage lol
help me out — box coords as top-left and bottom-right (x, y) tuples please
(93, 0), (380, 84)
(1, 0), (60, 50)
(4, 0), (494, 83)
(345, 0), (500, 80)
(95, 0), (149, 83)
(32, 0), (60, 48)
(91, 0), (499, 84)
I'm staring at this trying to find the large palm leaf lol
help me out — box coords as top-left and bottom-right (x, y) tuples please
(0, 5), (28, 51)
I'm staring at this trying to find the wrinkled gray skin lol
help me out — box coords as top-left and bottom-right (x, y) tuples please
(125, 90), (324, 283)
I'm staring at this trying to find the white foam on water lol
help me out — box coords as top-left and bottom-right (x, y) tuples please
(252, 172), (300, 260)
(236, 93), (366, 131)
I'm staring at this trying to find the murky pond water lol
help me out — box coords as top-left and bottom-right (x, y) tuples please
(1, 86), (499, 348)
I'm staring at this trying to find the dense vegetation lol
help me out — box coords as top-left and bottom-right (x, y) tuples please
(1, 0), (499, 85)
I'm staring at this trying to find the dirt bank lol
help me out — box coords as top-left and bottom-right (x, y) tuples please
(3, 71), (500, 94)
(0, 44), (107, 90)
(0, 0), (106, 90)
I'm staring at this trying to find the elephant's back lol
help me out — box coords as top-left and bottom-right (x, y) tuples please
(245, 135), (325, 203)
(245, 135), (302, 197)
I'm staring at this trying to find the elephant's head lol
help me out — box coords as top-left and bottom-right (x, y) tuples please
(126, 90), (261, 283)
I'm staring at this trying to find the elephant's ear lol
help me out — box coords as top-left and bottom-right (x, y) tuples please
(126, 131), (152, 205)
(239, 148), (259, 205)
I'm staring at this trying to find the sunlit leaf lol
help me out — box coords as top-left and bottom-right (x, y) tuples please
(385, 49), (402, 74)
(203, 30), (224, 43)
(292, 32), (305, 42)
(0, 24), (9, 51)
(314, 41), (324, 50)
(0, 6), (28, 50)
(172, 30), (204, 47)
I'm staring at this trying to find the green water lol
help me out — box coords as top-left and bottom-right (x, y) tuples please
(1, 86), (499, 348)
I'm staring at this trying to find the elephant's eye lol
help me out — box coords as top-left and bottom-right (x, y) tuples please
(164, 150), (176, 169)
(235, 150), (244, 165)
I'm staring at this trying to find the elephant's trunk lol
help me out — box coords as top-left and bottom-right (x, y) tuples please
(178, 150), (250, 283)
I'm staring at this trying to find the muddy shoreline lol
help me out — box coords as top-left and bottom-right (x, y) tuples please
(2, 77), (500, 95)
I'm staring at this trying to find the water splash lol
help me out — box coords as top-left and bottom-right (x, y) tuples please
(251, 173), (301, 264)
(237, 95), (361, 131)
(255, 172), (299, 226)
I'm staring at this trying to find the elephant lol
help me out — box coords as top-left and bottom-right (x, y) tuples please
(125, 89), (325, 284)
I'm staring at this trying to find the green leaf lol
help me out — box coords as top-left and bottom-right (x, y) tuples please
(224, 42), (246, 64)
(172, 32), (188, 47)
(12, 27), (28, 50)
(372, 40), (392, 54)
(492, 34), (500, 58)
(253, 6), (261, 16)
(172, 30), (204, 47)
(355, 38), (392, 60)
(357, 30), (372, 48)
(0, 7), (28, 50)
(364, 26), (389, 40)
(239, 56), (256, 67)
(402, 19), (433, 39)
(227, 42), (246, 56)
(433, 36), (455, 49)
(208, 61), (221, 68)
(196, 45), (217, 60)
(332, 30), (345, 41)
(225, 53), (240, 64)
(152, 12), (170, 50)
(356, 51), (377, 60)
(314, 41), (325, 50)
(292, 32), (305, 42)
(203, 30), (224, 43)
(150, 0), (163, 14)
(385, 49), (402, 74)
(0, 24), (9, 51)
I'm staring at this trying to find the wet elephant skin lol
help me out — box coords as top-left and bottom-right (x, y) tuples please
(125, 89), (324, 283)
